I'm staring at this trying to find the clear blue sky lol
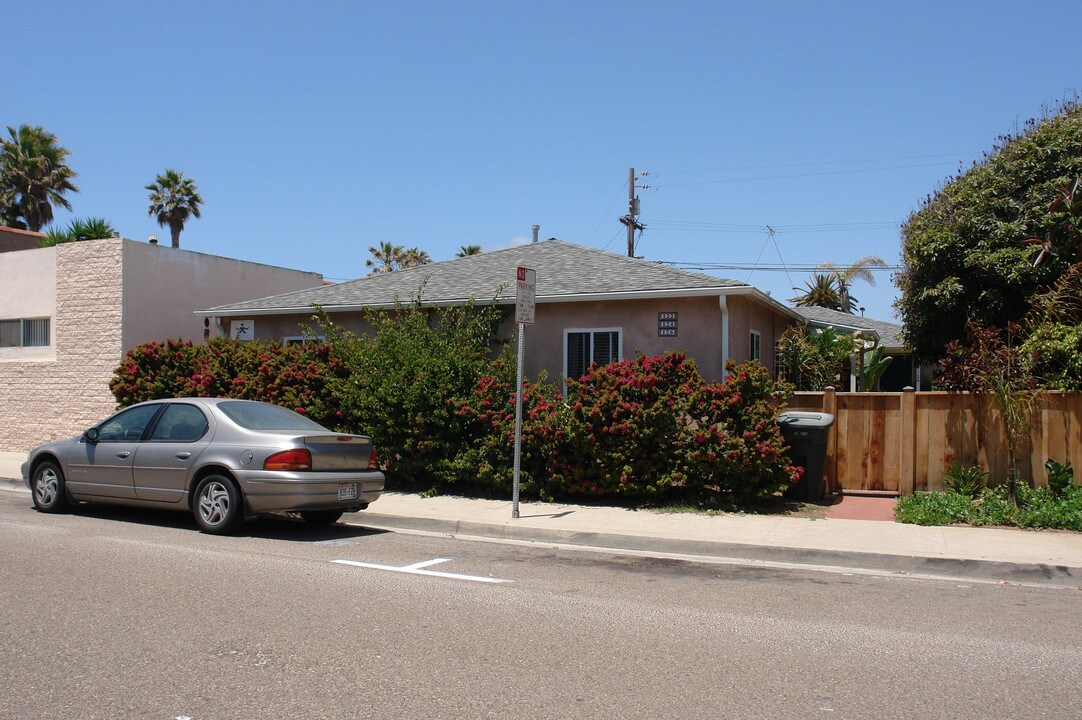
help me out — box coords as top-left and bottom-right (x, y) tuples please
(9, 0), (1081, 321)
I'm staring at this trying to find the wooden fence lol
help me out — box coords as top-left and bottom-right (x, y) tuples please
(786, 389), (1082, 495)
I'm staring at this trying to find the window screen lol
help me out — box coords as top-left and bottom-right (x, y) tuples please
(566, 329), (621, 381)
(0, 318), (49, 347)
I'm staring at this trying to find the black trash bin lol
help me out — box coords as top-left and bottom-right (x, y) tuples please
(777, 411), (835, 502)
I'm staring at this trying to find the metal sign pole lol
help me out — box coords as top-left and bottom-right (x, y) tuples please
(512, 322), (525, 519)
(512, 265), (535, 520)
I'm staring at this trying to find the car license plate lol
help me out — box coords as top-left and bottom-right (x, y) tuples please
(338, 483), (358, 501)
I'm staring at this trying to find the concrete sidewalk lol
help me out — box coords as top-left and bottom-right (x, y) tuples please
(4, 450), (1081, 586)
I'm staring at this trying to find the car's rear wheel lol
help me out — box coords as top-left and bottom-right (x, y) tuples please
(31, 461), (71, 513)
(193, 475), (242, 534)
(299, 509), (344, 526)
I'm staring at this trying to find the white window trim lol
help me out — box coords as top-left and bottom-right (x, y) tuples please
(563, 327), (623, 387)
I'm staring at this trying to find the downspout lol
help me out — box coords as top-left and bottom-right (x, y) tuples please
(719, 295), (729, 380)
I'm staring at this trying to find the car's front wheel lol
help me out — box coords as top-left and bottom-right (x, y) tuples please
(31, 461), (71, 513)
(193, 475), (242, 534)
(299, 509), (344, 526)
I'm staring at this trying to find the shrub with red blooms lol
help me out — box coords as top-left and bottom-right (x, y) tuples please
(445, 356), (563, 496)
(679, 360), (802, 502)
(110, 337), (350, 430)
(540, 352), (703, 499)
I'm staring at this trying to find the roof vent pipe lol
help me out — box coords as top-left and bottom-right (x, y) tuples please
(532, 224), (539, 243)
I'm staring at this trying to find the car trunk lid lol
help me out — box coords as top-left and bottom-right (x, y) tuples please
(302, 435), (376, 471)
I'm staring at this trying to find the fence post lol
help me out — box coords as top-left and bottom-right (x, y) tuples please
(823, 386), (837, 494)
(900, 386), (916, 496)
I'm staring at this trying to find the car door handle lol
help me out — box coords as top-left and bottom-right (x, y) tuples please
(175, 452), (191, 460)
(116, 451), (130, 458)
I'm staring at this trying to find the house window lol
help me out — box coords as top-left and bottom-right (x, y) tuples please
(282, 335), (326, 347)
(749, 330), (761, 361)
(0, 318), (50, 348)
(565, 328), (621, 381)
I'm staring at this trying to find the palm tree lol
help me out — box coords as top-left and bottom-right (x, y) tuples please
(0, 124), (79, 232)
(366, 241), (405, 274)
(455, 244), (482, 257)
(146, 169), (203, 248)
(790, 273), (843, 310)
(815, 255), (887, 314)
(400, 247), (431, 269)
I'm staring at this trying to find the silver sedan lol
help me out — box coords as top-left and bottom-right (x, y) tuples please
(21, 398), (385, 534)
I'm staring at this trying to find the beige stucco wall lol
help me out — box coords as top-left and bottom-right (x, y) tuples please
(0, 239), (327, 452)
(225, 293), (798, 386)
(517, 296), (728, 381)
(121, 241), (323, 351)
(724, 294), (791, 376)
(0, 246), (57, 361)
(0, 240), (124, 451)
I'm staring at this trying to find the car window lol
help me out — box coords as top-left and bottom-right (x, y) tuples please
(148, 404), (209, 442)
(218, 401), (328, 431)
(96, 405), (162, 443)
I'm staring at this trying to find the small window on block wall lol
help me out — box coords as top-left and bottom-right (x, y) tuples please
(0, 318), (50, 347)
(749, 330), (761, 362)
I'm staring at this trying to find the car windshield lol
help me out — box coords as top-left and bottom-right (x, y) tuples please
(218, 402), (328, 431)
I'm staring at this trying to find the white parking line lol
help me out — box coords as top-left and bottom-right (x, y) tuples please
(332, 558), (511, 584)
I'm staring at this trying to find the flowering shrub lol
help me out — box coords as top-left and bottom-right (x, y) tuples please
(541, 352), (702, 499)
(110, 337), (349, 429)
(679, 361), (801, 502)
(444, 356), (562, 497)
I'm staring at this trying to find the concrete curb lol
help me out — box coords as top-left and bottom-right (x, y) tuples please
(352, 512), (1082, 588)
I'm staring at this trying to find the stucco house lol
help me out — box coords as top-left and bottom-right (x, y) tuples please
(0, 236), (325, 451)
(200, 239), (806, 384)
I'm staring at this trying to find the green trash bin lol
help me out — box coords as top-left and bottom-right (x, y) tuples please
(777, 411), (834, 502)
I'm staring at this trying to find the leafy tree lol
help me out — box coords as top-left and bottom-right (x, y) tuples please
(146, 169), (203, 248)
(896, 100), (1082, 358)
(1021, 262), (1082, 390)
(366, 241), (404, 274)
(790, 273), (843, 310)
(456, 244), (482, 257)
(0, 124), (78, 232)
(816, 255), (886, 313)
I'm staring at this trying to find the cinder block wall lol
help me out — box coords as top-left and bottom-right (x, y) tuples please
(0, 240), (123, 451)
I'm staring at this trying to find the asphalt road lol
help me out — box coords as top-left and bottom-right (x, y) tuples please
(1, 489), (1080, 720)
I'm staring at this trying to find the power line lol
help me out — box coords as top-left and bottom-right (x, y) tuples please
(650, 151), (977, 175)
(644, 218), (899, 233)
(655, 161), (963, 188)
(661, 261), (903, 273)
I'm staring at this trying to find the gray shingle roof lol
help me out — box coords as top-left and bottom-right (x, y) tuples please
(791, 306), (906, 350)
(203, 239), (754, 314)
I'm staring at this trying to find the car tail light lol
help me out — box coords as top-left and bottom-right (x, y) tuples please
(264, 449), (312, 471)
(367, 448), (379, 471)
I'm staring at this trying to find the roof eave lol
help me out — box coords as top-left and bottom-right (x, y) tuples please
(196, 285), (770, 317)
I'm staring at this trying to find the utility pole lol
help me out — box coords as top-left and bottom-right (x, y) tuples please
(620, 167), (648, 257)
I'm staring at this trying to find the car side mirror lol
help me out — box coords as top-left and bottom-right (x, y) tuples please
(83, 427), (99, 444)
